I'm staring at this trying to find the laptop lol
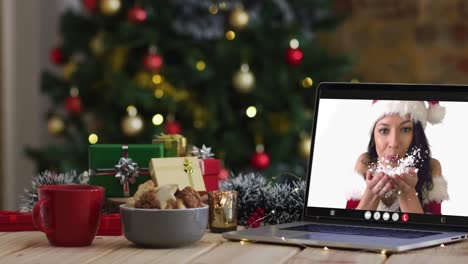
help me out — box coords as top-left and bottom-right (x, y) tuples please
(223, 82), (468, 252)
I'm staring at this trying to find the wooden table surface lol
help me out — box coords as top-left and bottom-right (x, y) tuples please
(1, 231), (467, 263)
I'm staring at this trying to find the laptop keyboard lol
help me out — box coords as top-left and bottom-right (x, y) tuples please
(282, 224), (440, 239)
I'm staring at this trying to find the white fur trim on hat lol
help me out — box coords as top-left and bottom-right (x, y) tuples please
(370, 100), (445, 134)
(346, 172), (366, 200)
(423, 176), (449, 205)
(427, 102), (446, 124)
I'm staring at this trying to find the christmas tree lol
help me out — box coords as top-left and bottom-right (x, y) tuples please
(27, 0), (349, 179)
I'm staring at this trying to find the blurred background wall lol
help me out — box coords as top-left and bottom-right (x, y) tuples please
(324, 0), (468, 83)
(1, 0), (68, 210)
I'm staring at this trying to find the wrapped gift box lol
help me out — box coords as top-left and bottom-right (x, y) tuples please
(152, 134), (186, 157)
(97, 213), (122, 236)
(199, 158), (220, 191)
(149, 156), (206, 192)
(0, 211), (36, 231)
(89, 144), (164, 197)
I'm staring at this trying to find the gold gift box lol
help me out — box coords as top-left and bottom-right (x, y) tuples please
(152, 133), (187, 157)
(149, 156), (206, 192)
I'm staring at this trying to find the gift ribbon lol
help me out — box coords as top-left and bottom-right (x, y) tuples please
(91, 145), (148, 197)
(153, 133), (186, 156)
(192, 145), (214, 159)
(183, 158), (195, 188)
(199, 160), (205, 175)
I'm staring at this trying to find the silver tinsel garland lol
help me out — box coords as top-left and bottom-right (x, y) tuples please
(18, 170), (89, 212)
(220, 172), (305, 226)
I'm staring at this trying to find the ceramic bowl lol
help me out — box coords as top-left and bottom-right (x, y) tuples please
(120, 204), (208, 247)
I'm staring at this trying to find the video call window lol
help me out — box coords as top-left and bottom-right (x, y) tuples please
(308, 99), (466, 217)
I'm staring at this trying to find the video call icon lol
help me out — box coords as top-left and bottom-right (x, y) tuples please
(392, 213), (399, 221)
(402, 213), (409, 222)
(382, 212), (390, 221)
(373, 212), (381, 220)
(364, 211), (372, 220)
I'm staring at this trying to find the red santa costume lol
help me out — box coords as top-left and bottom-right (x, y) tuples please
(345, 100), (449, 214)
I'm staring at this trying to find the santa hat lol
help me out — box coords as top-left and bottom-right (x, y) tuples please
(370, 100), (445, 131)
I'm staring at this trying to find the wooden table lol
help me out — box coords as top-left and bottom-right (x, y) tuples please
(1, 231), (467, 263)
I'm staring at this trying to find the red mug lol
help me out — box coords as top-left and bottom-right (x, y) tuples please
(32, 184), (105, 247)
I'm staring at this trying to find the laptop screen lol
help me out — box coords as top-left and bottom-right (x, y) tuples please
(306, 83), (468, 227)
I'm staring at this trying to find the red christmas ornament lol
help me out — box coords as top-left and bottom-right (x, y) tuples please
(250, 151), (270, 170)
(82, 0), (98, 12)
(164, 120), (181, 134)
(65, 96), (83, 115)
(143, 53), (163, 71)
(285, 47), (303, 66)
(50, 47), (64, 65)
(128, 5), (147, 23)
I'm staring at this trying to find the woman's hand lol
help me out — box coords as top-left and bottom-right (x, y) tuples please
(365, 170), (395, 198)
(394, 168), (423, 213)
(394, 168), (418, 198)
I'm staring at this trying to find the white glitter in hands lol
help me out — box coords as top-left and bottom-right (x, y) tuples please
(371, 147), (423, 178)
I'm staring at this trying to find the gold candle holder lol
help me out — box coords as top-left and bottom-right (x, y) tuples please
(208, 190), (238, 233)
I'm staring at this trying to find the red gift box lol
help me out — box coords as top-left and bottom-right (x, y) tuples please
(199, 159), (220, 191)
(0, 210), (122, 235)
(97, 213), (122, 236)
(0, 211), (36, 231)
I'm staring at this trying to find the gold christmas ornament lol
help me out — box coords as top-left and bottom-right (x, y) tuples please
(154, 88), (164, 98)
(63, 61), (77, 80)
(196, 60), (206, 71)
(232, 64), (255, 93)
(298, 136), (312, 159)
(302, 77), (313, 88)
(229, 8), (249, 30)
(121, 114), (143, 136)
(100, 0), (121, 15)
(225, 30), (236, 40)
(152, 74), (163, 85)
(90, 32), (105, 56)
(208, 5), (218, 15)
(47, 115), (65, 135)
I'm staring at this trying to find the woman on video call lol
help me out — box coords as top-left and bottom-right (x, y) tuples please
(346, 100), (449, 214)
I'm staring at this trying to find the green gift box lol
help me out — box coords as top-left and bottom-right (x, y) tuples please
(88, 144), (164, 198)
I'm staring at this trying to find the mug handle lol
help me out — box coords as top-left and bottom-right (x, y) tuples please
(32, 199), (54, 235)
